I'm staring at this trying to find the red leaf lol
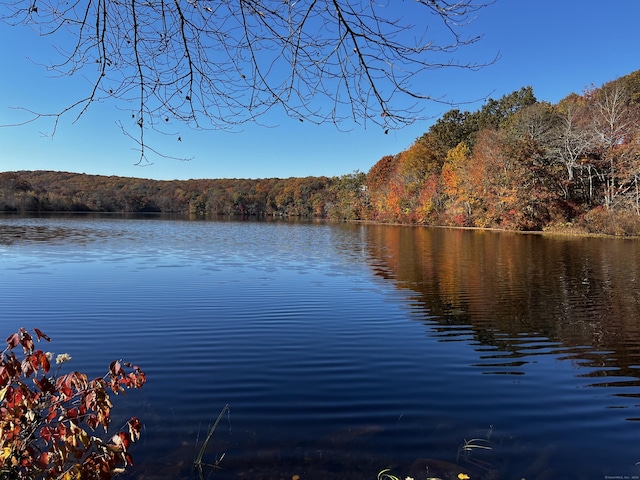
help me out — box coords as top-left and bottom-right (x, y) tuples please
(109, 360), (122, 376)
(28, 350), (50, 375)
(40, 426), (53, 443)
(83, 390), (96, 410)
(37, 350), (50, 374)
(128, 417), (142, 441)
(21, 358), (35, 377)
(112, 431), (131, 451)
(36, 452), (50, 469)
(85, 414), (99, 430)
(19, 330), (34, 354)
(33, 328), (51, 342)
(66, 407), (79, 422)
(6, 333), (19, 349)
(34, 376), (55, 394)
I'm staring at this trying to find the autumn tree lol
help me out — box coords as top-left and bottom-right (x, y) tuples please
(482, 86), (537, 126)
(500, 101), (577, 220)
(440, 142), (473, 225)
(426, 109), (475, 158)
(1, 0), (494, 162)
(327, 171), (369, 221)
(397, 138), (441, 187)
(546, 94), (594, 203)
(424, 86), (538, 153)
(587, 83), (640, 210)
(604, 127), (640, 215)
(462, 128), (554, 229)
(366, 155), (399, 222)
(384, 138), (442, 223)
(367, 155), (397, 192)
(504, 101), (558, 147)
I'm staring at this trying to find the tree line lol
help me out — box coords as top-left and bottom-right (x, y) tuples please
(2, 70), (640, 235)
(0, 171), (348, 219)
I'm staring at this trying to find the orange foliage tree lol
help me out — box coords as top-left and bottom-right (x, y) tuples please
(464, 129), (532, 229)
(465, 129), (558, 230)
(366, 155), (399, 222)
(394, 138), (442, 223)
(440, 142), (473, 225)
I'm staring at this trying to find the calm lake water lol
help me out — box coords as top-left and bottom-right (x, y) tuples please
(2, 214), (640, 480)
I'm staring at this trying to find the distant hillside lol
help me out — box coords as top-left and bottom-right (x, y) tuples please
(0, 170), (356, 219)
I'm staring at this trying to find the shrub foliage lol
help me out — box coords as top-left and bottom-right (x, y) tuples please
(0, 328), (145, 479)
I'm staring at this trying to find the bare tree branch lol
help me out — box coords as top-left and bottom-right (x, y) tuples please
(1, 0), (495, 162)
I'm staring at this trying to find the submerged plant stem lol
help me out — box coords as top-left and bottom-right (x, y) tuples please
(194, 403), (231, 476)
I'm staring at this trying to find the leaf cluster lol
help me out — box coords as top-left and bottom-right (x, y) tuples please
(0, 328), (145, 480)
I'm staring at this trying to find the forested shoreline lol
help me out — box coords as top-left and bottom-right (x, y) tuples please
(0, 171), (342, 218)
(3, 70), (640, 236)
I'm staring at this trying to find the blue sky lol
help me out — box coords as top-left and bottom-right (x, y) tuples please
(1, 1), (639, 181)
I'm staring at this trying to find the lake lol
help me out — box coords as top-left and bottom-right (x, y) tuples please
(1, 214), (640, 480)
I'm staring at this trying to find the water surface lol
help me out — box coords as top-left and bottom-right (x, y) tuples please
(1, 215), (640, 480)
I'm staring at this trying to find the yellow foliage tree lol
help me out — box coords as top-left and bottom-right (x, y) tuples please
(441, 142), (472, 224)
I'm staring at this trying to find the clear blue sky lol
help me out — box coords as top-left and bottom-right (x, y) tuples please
(1, 1), (639, 181)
